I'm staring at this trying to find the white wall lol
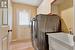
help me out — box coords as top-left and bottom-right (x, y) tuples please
(37, 0), (54, 14)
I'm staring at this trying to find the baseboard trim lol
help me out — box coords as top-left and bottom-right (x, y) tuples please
(11, 39), (32, 42)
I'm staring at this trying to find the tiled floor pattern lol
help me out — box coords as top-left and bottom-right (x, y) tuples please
(9, 41), (34, 50)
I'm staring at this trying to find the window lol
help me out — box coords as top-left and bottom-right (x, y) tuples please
(18, 10), (30, 25)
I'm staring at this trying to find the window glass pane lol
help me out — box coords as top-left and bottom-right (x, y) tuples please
(19, 10), (30, 25)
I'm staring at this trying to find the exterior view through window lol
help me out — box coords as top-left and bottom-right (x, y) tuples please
(18, 10), (30, 25)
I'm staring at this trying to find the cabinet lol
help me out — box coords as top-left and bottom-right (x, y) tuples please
(50, 37), (73, 50)
(47, 33), (73, 50)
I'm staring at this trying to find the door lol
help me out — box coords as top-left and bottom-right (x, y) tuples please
(0, 26), (9, 50)
(2, 36), (8, 50)
(12, 8), (31, 41)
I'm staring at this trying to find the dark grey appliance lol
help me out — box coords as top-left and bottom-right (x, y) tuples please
(31, 14), (61, 50)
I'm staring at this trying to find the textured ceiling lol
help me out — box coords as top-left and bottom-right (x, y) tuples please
(12, 0), (43, 6)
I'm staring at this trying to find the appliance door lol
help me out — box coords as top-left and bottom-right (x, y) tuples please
(31, 18), (38, 50)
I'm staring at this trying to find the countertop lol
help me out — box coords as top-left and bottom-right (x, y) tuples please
(47, 32), (74, 47)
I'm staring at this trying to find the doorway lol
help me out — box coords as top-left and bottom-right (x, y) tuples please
(10, 3), (37, 50)
(12, 8), (31, 42)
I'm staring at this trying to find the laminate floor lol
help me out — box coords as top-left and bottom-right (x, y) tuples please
(9, 41), (34, 50)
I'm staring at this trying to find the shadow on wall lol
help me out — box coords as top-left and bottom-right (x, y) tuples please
(59, 0), (73, 11)
(59, 0), (73, 33)
(51, 0), (73, 33)
(61, 18), (69, 32)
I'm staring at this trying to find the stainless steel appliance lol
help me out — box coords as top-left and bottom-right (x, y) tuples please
(31, 14), (61, 50)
